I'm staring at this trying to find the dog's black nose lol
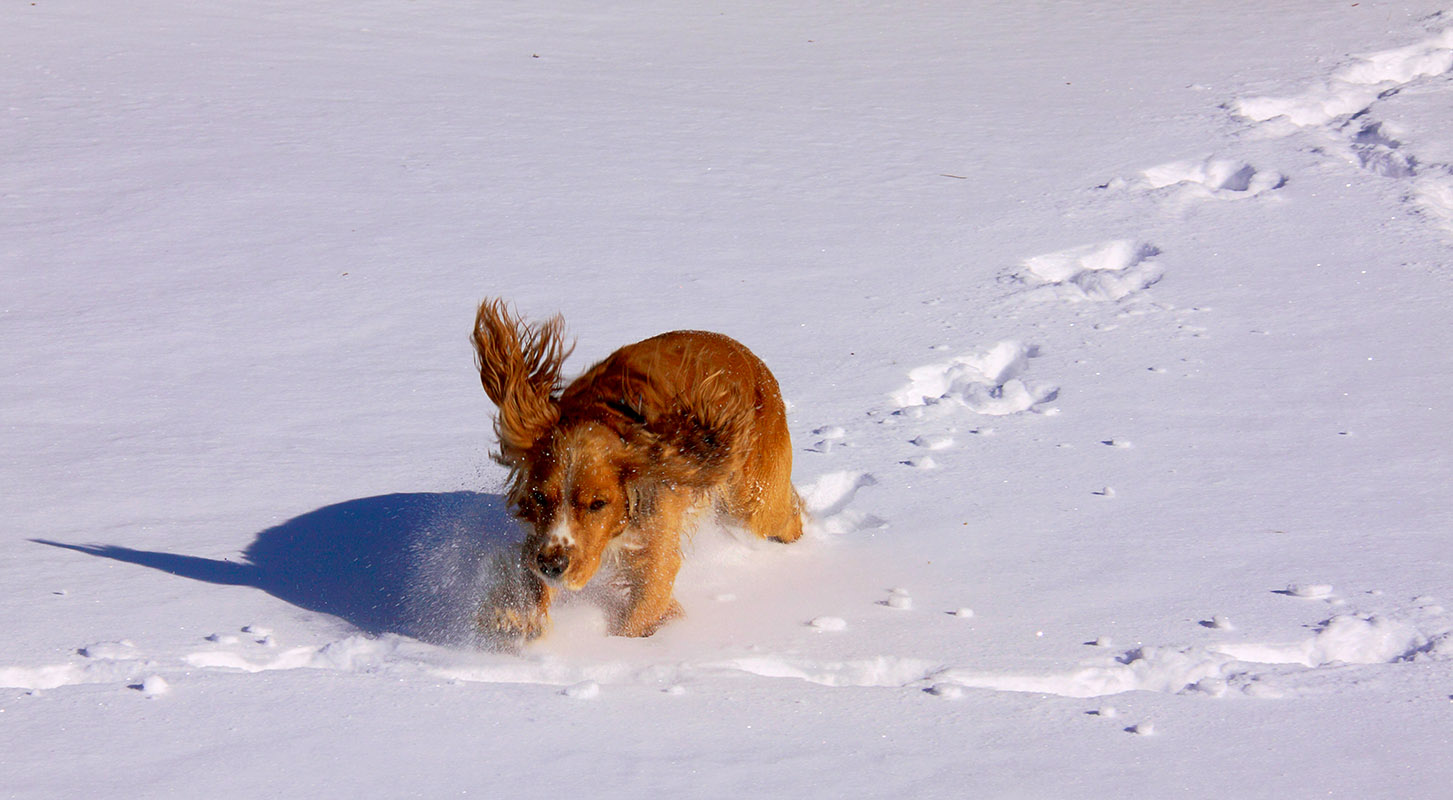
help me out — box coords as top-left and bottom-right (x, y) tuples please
(536, 550), (569, 579)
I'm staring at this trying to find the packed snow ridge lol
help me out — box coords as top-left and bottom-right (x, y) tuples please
(5, 597), (1448, 701)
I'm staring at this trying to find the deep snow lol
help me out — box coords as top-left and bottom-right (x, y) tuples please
(4, 2), (1453, 798)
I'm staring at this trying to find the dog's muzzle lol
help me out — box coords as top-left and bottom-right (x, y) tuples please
(535, 547), (569, 580)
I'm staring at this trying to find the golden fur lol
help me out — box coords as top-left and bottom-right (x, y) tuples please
(471, 299), (803, 640)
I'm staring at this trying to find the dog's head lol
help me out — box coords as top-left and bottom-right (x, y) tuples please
(472, 300), (633, 589)
(511, 423), (637, 589)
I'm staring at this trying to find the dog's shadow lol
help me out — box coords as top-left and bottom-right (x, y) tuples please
(34, 492), (524, 646)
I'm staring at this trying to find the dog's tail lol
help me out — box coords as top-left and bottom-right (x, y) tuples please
(471, 299), (573, 464)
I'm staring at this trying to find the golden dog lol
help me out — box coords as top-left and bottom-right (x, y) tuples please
(471, 299), (803, 640)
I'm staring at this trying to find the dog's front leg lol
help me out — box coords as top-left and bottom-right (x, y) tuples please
(613, 537), (684, 637)
(479, 556), (555, 645)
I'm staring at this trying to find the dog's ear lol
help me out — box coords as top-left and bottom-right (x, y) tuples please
(472, 299), (573, 465)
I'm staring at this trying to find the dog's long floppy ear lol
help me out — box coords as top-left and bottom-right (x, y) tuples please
(471, 299), (573, 465)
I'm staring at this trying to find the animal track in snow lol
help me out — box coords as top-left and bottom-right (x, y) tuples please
(1347, 120), (1417, 178)
(1235, 25), (1453, 235)
(799, 470), (885, 535)
(1018, 239), (1164, 303)
(909, 434), (954, 450)
(1414, 177), (1453, 232)
(804, 424), (846, 454)
(1235, 27), (1453, 128)
(77, 640), (138, 660)
(1140, 157), (1285, 198)
(890, 341), (1058, 416)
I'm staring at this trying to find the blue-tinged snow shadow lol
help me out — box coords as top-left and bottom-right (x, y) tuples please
(33, 491), (522, 645)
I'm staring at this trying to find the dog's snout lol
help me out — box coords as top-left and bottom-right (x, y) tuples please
(536, 549), (569, 579)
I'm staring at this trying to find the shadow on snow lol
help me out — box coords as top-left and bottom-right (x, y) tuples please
(33, 491), (522, 645)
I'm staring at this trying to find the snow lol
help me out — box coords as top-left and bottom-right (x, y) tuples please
(807, 616), (847, 632)
(4, 1), (1453, 798)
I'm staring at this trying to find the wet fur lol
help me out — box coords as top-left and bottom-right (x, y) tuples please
(472, 299), (803, 641)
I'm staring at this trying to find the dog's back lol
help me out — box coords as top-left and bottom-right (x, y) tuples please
(562, 330), (778, 425)
(562, 331), (803, 544)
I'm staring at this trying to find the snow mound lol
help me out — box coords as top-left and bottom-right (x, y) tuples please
(890, 341), (1057, 415)
(799, 470), (885, 535)
(1141, 157), (1285, 197)
(1211, 615), (1432, 668)
(1020, 240), (1164, 302)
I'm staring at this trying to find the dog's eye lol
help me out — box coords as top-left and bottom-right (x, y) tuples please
(588, 498), (608, 512)
(529, 490), (549, 508)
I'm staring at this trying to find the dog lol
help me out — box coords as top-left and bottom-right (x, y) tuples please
(471, 299), (803, 641)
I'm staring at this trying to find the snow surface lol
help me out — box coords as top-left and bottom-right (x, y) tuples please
(4, 1), (1453, 798)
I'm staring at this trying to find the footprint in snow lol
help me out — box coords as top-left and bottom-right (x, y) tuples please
(1233, 25), (1453, 237)
(1234, 27), (1453, 129)
(1018, 239), (1164, 303)
(804, 424), (847, 454)
(890, 341), (1058, 416)
(1139, 157), (1285, 199)
(77, 640), (137, 660)
(798, 470), (885, 535)
(902, 434), (949, 468)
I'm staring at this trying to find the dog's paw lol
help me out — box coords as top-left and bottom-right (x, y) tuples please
(477, 602), (549, 645)
(612, 599), (684, 638)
